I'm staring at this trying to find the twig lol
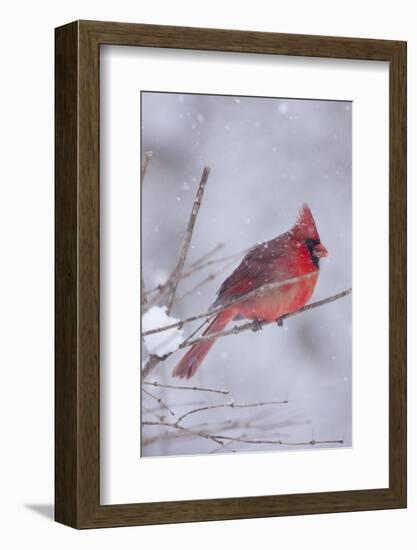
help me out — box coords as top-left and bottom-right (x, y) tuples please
(165, 167), (211, 313)
(142, 407), (167, 421)
(173, 272), (217, 304)
(173, 255), (248, 305)
(142, 420), (344, 448)
(177, 400), (289, 423)
(146, 243), (245, 301)
(142, 420), (234, 447)
(144, 400), (206, 413)
(178, 288), (352, 349)
(141, 419), (280, 447)
(141, 151), (153, 308)
(180, 247), (252, 279)
(143, 243), (229, 297)
(141, 416), (307, 447)
(183, 318), (210, 344)
(189, 243), (225, 268)
(209, 435), (344, 446)
(208, 440), (237, 454)
(144, 245), (248, 303)
(141, 269), (148, 310)
(141, 354), (161, 379)
(141, 150), (153, 184)
(143, 380), (229, 395)
(142, 420), (224, 447)
(141, 387), (175, 417)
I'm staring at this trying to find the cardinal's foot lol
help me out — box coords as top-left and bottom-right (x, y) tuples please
(251, 319), (263, 332)
(276, 317), (284, 327)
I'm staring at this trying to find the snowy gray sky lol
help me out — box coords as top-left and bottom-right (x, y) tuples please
(141, 91), (352, 457)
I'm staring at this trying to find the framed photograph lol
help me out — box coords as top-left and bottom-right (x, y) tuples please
(55, 20), (406, 528)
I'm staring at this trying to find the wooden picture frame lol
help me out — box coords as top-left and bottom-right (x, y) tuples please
(55, 20), (406, 528)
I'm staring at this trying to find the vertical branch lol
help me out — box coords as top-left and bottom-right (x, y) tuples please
(142, 167), (211, 380)
(141, 151), (153, 309)
(141, 150), (153, 185)
(141, 269), (148, 309)
(166, 166), (211, 313)
(142, 354), (161, 379)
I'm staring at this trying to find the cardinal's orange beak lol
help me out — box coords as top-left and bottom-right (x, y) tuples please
(314, 242), (329, 258)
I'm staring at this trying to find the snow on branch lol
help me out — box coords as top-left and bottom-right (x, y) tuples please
(142, 306), (184, 357)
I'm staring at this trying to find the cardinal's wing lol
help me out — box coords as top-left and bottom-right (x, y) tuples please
(211, 238), (288, 308)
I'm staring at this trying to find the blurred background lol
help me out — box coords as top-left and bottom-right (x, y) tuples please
(141, 91), (352, 457)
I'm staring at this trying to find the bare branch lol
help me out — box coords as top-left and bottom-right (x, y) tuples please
(143, 380), (229, 395)
(177, 399), (289, 423)
(141, 151), (153, 309)
(189, 243), (225, 268)
(173, 272), (217, 305)
(165, 167), (211, 313)
(143, 245), (249, 308)
(142, 415), (312, 448)
(209, 435), (344, 446)
(144, 400), (206, 414)
(141, 270), (148, 310)
(180, 247), (252, 279)
(142, 282), (351, 337)
(141, 150), (153, 184)
(208, 440), (237, 454)
(142, 419), (344, 448)
(183, 318), (210, 344)
(142, 420), (224, 447)
(141, 287), (351, 378)
(142, 407), (167, 422)
(178, 288), (352, 349)
(141, 387), (175, 417)
(141, 354), (161, 379)
(173, 253), (251, 306)
(142, 419), (234, 444)
(142, 420), (234, 447)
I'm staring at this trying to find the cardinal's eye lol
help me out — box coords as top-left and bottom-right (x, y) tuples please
(305, 238), (320, 252)
(305, 238), (321, 267)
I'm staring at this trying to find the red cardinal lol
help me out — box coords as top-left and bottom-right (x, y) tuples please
(172, 204), (328, 379)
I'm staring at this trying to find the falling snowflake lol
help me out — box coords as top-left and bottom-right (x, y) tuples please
(278, 103), (288, 114)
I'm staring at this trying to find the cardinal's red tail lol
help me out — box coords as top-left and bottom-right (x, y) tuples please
(172, 309), (234, 379)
